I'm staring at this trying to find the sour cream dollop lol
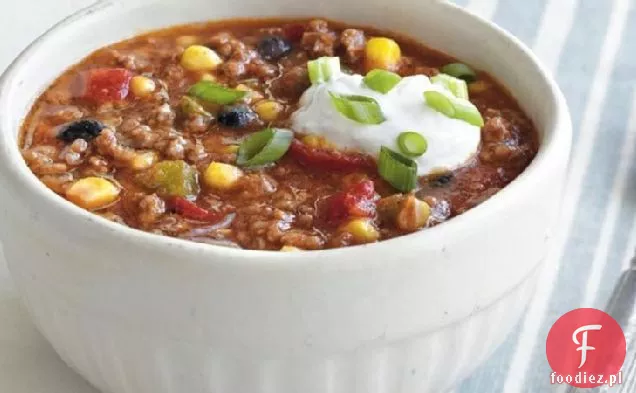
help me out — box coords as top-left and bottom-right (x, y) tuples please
(290, 73), (481, 176)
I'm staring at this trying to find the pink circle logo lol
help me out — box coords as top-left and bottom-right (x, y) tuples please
(546, 308), (626, 388)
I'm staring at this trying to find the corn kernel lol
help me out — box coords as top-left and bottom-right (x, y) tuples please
(203, 162), (243, 190)
(468, 80), (490, 94)
(176, 35), (200, 47)
(221, 145), (240, 154)
(235, 84), (251, 92)
(254, 100), (284, 122)
(396, 195), (431, 231)
(302, 134), (321, 148)
(131, 151), (158, 170)
(365, 37), (402, 71)
(199, 72), (217, 82)
(181, 45), (223, 72)
(281, 245), (302, 252)
(302, 134), (336, 150)
(340, 218), (380, 243)
(66, 177), (120, 210)
(130, 76), (156, 98)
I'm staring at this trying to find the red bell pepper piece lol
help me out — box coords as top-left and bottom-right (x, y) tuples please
(80, 68), (132, 103)
(323, 180), (377, 225)
(289, 140), (376, 172)
(169, 197), (223, 222)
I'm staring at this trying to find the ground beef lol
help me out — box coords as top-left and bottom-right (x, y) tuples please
(84, 155), (110, 175)
(59, 138), (88, 166)
(152, 103), (176, 126)
(479, 115), (526, 164)
(398, 56), (439, 77)
(340, 29), (366, 63)
(273, 187), (309, 211)
(138, 194), (166, 227)
(119, 118), (142, 133)
(110, 49), (150, 71)
(246, 59), (279, 79)
(377, 194), (406, 224)
(43, 85), (73, 105)
(163, 136), (188, 160)
(129, 124), (158, 148)
(232, 203), (277, 249)
(307, 19), (331, 33)
(238, 173), (278, 198)
(207, 32), (238, 57)
(280, 229), (325, 250)
(269, 65), (310, 101)
(155, 214), (191, 235)
(94, 128), (137, 164)
(232, 207), (303, 250)
(295, 213), (313, 228)
(183, 115), (211, 134)
(40, 173), (74, 194)
(220, 60), (247, 80)
(186, 139), (208, 163)
(22, 146), (68, 175)
(207, 31), (273, 81)
(327, 231), (354, 248)
(161, 64), (186, 88)
(301, 20), (338, 57)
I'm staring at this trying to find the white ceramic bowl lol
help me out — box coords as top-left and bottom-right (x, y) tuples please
(0, 0), (571, 392)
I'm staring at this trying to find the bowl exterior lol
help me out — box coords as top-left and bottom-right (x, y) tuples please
(6, 236), (542, 393)
(0, 0), (572, 392)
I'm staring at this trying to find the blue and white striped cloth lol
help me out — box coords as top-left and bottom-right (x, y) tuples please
(449, 0), (635, 392)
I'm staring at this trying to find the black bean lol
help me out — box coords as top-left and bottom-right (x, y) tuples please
(217, 105), (257, 128)
(429, 173), (454, 188)
(57, 119), (105, 143)
(257, 36), (292, 61)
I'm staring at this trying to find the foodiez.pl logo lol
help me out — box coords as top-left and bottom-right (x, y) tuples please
(546, 308), (627, 388)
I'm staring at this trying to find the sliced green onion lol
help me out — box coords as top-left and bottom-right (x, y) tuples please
(453, 100), (485, 127)
(363, 69), (402, 94)
(180, 96), (211, 116)
(397, 132), (428, 157)
(188, 81), (247, 105)
(440, 63), (477, 83)
(423, 90), (484, 127)
(378, 147), (418, 192)
(237, 128), (293, 167)
(329, 92), (385, 125)
(432, 73), (469, 99)
(307, 57), (341, 84)
(423, 91), (456, 118)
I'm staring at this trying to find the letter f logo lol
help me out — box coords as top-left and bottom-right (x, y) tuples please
(572, 324), (603, 368)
